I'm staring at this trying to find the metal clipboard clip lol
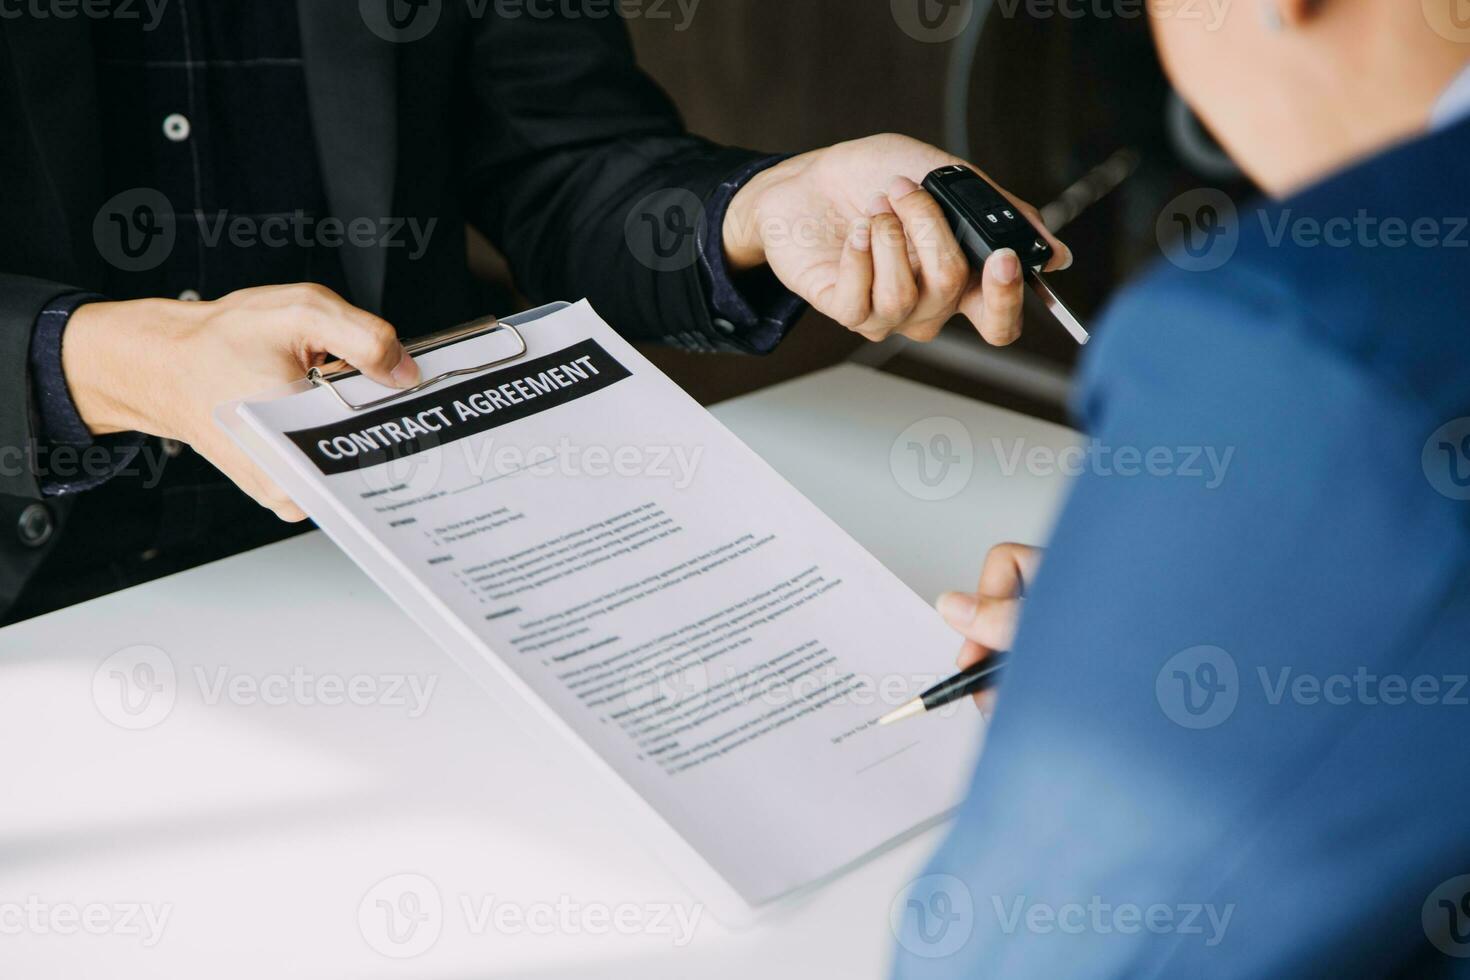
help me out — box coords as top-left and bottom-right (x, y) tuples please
(306, 314), (528, 413)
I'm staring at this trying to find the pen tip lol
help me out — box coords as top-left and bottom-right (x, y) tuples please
(878, 698), (925, 726)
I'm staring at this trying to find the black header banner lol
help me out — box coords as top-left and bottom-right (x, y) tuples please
(285, 339), (632, 475)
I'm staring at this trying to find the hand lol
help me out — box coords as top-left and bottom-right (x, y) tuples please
(63, 283), (421, 522)
(935, 542), (1044, 718)
(723, 133), (1071, 346)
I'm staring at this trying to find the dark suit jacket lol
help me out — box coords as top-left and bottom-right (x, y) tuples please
(0, 5), (764, 617)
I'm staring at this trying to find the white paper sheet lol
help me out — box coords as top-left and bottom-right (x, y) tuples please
(224, 300), (982, 913)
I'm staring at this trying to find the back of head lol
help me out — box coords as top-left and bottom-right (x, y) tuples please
(1150, 0), (1470, 196)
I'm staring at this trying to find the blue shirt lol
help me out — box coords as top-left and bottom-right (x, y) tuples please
(892, 117), (1470, 977)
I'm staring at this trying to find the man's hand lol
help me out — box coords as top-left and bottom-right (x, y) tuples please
(935, 542), (1044, 717)
(723, 134), (1071, 346)
(63, 283), (421, 522)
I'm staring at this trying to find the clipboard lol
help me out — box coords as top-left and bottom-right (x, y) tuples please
(305, 314), (526, 413)
(226, 301), (569, 414)
(215, 297), (978, 927)
(213, 301), (762, 926)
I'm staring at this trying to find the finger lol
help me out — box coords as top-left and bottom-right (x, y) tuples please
(957, 248), (1024, 346)
(936, 592), (1021, 650)
(887, 177), (969, 334)
(231, 459), (307, 522)
(280, 291), (419, 389)
(866, 199), (919, 333)
(1000, 194), (1071, 272)
(818, 218), (875, 333)
(318, 310), (419, 389)
(977, 542), (1043, 599)
(196, 436), (308, 523)
(956, 638), (988, 670)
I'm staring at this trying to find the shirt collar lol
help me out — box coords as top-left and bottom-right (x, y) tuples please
(1430, 61), (1470, 131)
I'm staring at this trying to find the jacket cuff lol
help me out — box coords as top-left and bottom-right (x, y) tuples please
(31, 293), (101, 446)
(28, 294), (145, 496)
(693, 155), (807, 355)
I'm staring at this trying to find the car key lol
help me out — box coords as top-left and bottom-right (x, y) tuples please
(922, 165), (1089, 345)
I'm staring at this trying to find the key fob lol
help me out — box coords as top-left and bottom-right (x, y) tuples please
(921, 165), (1089, 345)
(922, 164), (1052, 271)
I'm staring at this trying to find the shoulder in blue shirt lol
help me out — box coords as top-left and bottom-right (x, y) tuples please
(894, 119), (1470, 978)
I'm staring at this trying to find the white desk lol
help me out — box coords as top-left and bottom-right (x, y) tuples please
(0, 364), (1076, 979)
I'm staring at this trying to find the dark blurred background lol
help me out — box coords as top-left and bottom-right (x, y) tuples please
(622, 2), (1253, 422)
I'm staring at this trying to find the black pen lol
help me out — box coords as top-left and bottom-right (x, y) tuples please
(877, 652), (1010, 725)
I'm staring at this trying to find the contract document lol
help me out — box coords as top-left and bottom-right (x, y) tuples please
(218, 300), (982, 918)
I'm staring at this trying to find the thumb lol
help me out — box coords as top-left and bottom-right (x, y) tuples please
(297, 306), (421, 390)
(935, 591), (1020, 650)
